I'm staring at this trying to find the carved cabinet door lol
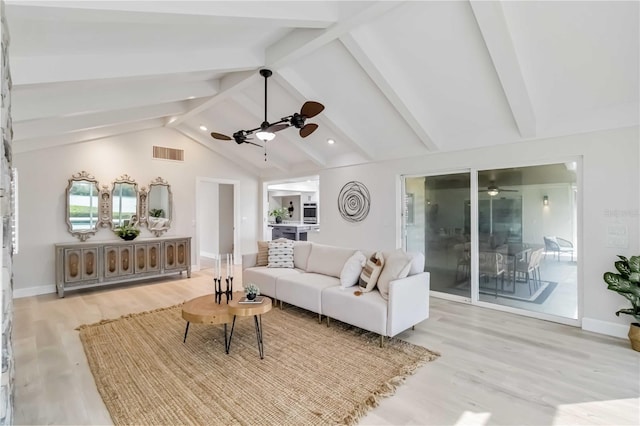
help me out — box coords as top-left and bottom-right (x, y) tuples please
(104, 245), (134, 278)
(64, 248), (99, 283)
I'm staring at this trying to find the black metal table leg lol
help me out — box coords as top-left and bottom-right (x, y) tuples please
(225, 316), (237, 354)
(183, 321), (190, 343)
(254, 314), (264, 359)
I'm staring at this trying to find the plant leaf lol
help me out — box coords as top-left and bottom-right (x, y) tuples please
(629, 256), (640, 273)
(614, 260), (631, 277)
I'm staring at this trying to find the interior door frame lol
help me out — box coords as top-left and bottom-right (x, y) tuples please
(195, 177), (240, 271)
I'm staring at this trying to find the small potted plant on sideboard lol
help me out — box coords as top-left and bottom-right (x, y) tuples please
(115, 224), (141, 241)
(603, 255), (640, 351)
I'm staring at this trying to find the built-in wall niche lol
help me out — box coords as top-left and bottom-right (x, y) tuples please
(65, 171), (174, 241)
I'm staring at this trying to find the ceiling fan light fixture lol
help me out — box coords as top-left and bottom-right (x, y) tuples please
(487, 188), (499, 196)
(256, 131), (275, 142)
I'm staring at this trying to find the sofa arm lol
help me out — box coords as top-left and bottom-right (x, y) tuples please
(242, 253), (257, 270)
(387, 272), (430, 337)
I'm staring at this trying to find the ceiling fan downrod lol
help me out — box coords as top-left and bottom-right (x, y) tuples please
(260, 69), (272, 129)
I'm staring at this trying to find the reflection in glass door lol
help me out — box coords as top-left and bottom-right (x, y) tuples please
(477, 164), (578, 319)
(404, 173), (471, 298)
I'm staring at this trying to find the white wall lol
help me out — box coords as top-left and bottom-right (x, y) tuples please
(13, 127), (259, 295)
(315, 126), (640, 336)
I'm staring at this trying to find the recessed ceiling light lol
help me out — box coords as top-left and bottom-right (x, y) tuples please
(199, 125), (208, 131)
(168, 117), (177, 124)
(188, 96), (196, 100)
(327, 139), (335, 145)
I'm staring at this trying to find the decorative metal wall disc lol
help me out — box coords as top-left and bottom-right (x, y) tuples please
(337, 181), (370, 223)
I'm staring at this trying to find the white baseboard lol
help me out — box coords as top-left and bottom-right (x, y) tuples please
(14, 285), (56, 299)
(200, 251), (216, 259)
(582, 317), (630, 339)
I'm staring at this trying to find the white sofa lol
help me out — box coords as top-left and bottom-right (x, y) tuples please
(242, 242), (430, 343)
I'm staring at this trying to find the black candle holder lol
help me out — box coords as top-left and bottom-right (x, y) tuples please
(214, 276), (234, 304)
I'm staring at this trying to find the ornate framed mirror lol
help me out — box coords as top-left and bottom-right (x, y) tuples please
(66, 171), (102, 241)
(145, 177), (172, 236)
(111, 174), (138, 229)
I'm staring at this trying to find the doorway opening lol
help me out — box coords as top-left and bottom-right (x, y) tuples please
(195, 178), (239, 272)
(262, 176), (319, 241)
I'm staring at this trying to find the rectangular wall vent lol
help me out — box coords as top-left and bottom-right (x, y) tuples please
(153, 146), (184, 161)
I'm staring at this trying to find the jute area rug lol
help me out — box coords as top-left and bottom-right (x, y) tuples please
(78, 302), (439, 425)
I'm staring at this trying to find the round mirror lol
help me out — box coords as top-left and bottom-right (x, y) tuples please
(66, 171), (101, 241)
(111, 175), (138, 229)
(147, 177), (172, 236)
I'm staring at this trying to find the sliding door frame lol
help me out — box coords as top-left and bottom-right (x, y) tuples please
(400, 156), (583, 327)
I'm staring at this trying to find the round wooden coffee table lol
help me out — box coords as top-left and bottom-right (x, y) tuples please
(181, 292), (243, 350)
(227, 296), (272, 359)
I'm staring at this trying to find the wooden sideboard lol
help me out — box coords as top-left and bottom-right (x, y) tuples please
(55, 236), (191, 297)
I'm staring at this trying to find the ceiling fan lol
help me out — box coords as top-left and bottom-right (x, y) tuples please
(210, 69), (324, 148)
(480, 182), (519, 196)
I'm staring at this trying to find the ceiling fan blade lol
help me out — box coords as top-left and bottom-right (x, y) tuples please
(299, 123), (318, 138)
(300, 101), (324, 119)
(500, 189), (519, 192)
(266, 123), (289, 133)
(244, 140), (263, 148)
(211, 132), (232, 141)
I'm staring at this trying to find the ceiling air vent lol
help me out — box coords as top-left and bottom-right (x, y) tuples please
(153, 146), (184, 162)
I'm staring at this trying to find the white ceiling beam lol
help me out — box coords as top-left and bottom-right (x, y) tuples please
(13, 118), (164, 154)
(232, 93), (327, 169)
(340, 32), (440, 152)
(175, 124), (288, 174)
(273, 69), (374, 161)
(470, 0), (536, 138)
(11, 49), (262, 86)
(6, 1), (337, 27)
(13, 79), (219, 122)
(266, 1), (405, 69)
(168, 70), (261, 127)
(14, 101), (187, 141)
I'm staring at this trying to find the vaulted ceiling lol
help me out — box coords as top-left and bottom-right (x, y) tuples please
(6, 1), (639, 177)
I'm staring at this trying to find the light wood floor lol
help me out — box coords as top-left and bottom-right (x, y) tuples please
(12, 268), (640, 425)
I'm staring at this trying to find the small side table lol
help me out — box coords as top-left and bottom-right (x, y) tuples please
(227, 296), (272, 359)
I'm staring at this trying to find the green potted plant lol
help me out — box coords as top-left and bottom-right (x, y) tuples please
(149, 208), (164, 218)
(269, 207), (287, 224)
(114, 223), (141, 241)
(603, 255), (640, 351)
(244, 283), (260, 300)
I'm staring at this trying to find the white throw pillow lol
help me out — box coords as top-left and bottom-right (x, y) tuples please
(358, 252), (385, 292)
(406, 251), (425, 275)
(267, 240), (294, 268)
(377, 250), (412, 300)
(340, 251), (366, 288)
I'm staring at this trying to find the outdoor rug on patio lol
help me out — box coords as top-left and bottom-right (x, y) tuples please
(78, 302), (439, 425)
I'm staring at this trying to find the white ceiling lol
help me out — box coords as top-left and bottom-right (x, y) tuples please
(6, 0), (639, 177)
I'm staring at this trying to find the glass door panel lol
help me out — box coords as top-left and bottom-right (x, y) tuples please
(404, 173), (471, 298)
(477, 164), (578, 319)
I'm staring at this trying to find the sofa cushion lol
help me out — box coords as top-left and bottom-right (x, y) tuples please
(276, 273), (340, 314)
(257, 241), (270, 267)
(293, 241), (312, 270)
(268, 240), (294, 268)
(306, 244), (356, 278)
(242, 267), (302, 298)
(377, 250), (412, 300)
(321, 286), (388, 336)
(340, 251), (366, 288)
(407, 251), (425, 275)
(359, 252), (385, 292)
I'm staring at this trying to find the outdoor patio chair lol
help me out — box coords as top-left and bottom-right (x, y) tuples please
(543, 236), (574, 261)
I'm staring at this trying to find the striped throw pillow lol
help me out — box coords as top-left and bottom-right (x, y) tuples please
(358, 252), (385, 292)
(257, 241), (270, 266)
(267, 240), (294, 268)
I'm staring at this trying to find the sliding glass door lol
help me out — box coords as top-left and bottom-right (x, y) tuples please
(403, 162), (578, 321)
(477, 164), (578, 319)
(404, 173), (471, 298)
